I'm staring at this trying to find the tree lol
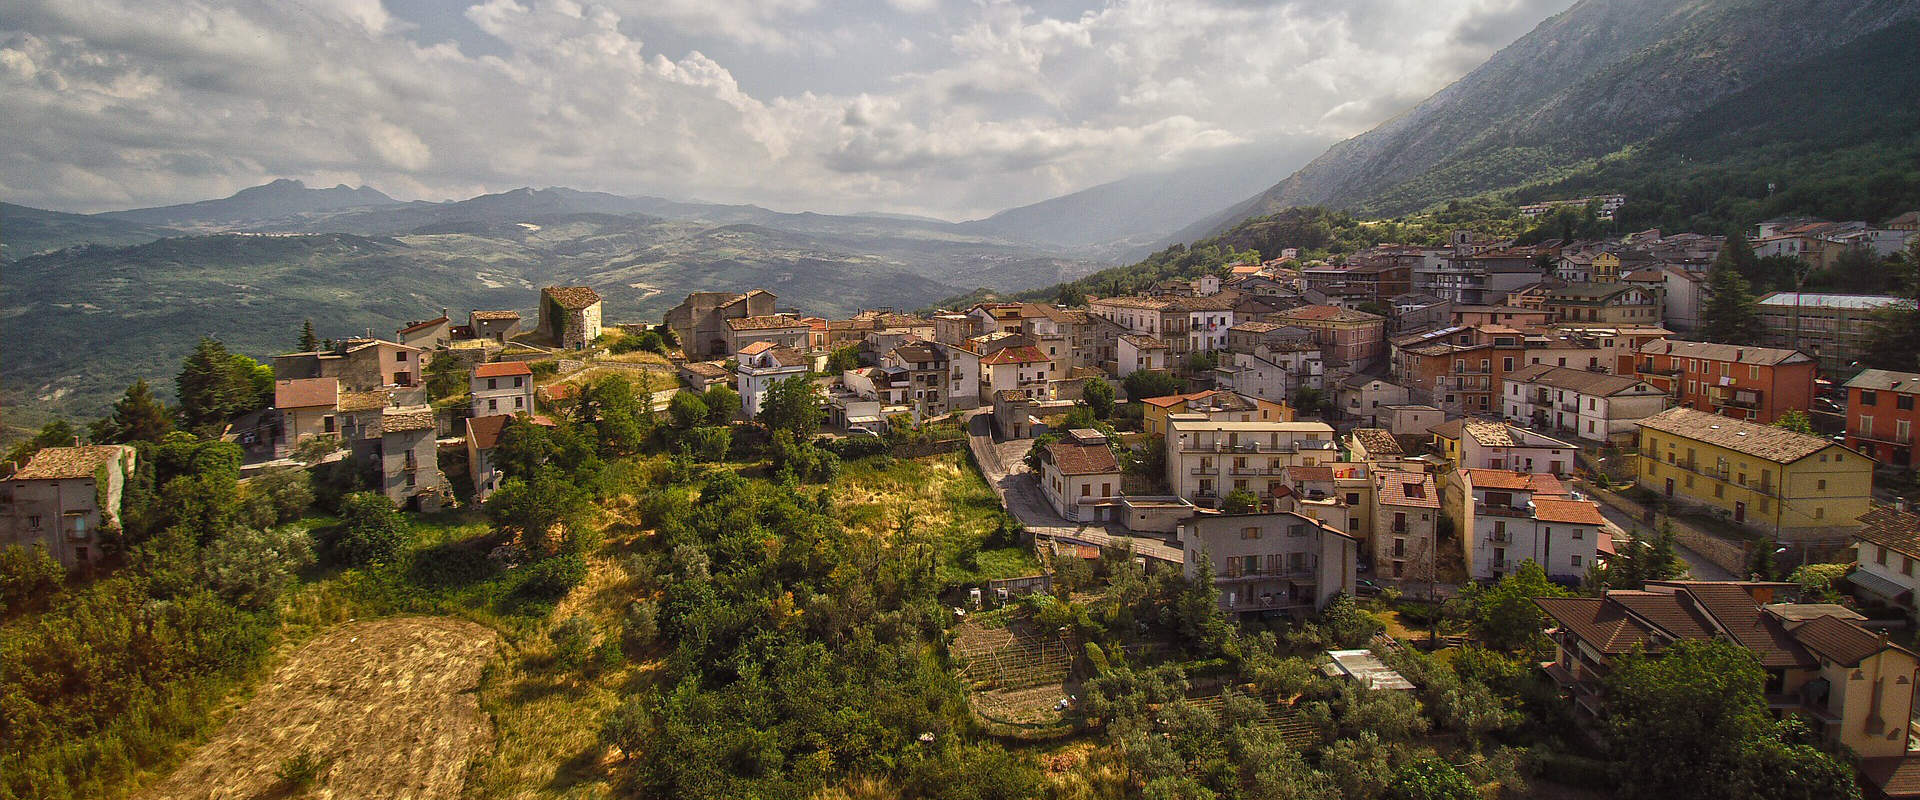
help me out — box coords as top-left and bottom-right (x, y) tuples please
(238, 467), (314, 528)
(1082, 379), (1115, 419)
(334, 491), (407, 566)
(0, 544), (64, 614)
(5, 419), (80, 466)
(1123, 369), (1182, 401)
(1772, 410), (1813, 434)
(668, 392), (708, 430)
(486, 469), (591, 557)
(701, 385), (740, 424)
(1291, 387), (1326, 414)
(176, 337), (272, 434)
(1701, 248), (1763, 344)
(199, 524), (316, 610)
(298, 319), (319, 352)
(90, 380), (174, 445)
(1464, 559), (1567, 655)
(424, 352), (466, 401)
(1384, 757), (1478, 800)
(758, 375), (824, 435)
(1185, 350), (1217, 373)
(1221, 489), (1258, 514)
(580, 374), (648, 455)
(1605, 640), (1771, 800)
(599, 695), (654, 763)
(825, 345), (862, 373)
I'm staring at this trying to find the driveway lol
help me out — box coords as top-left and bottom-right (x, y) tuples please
(966, 412), (1183, 564)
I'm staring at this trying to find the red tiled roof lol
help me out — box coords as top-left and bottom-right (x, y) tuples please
(1376, 470), (1437, 508)
(1683, 583), (1816, 668)
(1855, 506), (1920, 560)
(1139, 391), (1212, 408)
(398, 315), (449, 334)
(1463, 469), (1565, 495)
(1535, 596), (1660, 654)
(13, 445), (131, 481)
(275, 378), (339, 409)
(1532, 498), (1606, 525)
(980, 346), (1049, 365)
(473, 362), (533, 378)
(1289, 465), (1334, 483)
(468, 414), (512, 451)
(1044, 441), (1120, 476)
(1860, 756), (1920, 799)
(737, 341), (776, 356)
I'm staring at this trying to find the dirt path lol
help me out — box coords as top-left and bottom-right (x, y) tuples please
(137, 617), (503, 800)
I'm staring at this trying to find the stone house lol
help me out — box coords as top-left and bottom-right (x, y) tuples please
(468, 310), (522, 343)
(1370, 469), (1439, 586)
(0, 445), (137, 568)
(371, 406), (445, 509)
(664, 289), (777, 359)
(275, 338), (427, 392)
(273, 377), (342, 456)
(724, 314), (812, 356)
(539, 286), (603, 350)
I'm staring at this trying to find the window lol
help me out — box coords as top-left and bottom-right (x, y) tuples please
(1906, 557), (1914, 577)
(27, 515), (41, 529)
(75, 546), (89, 562)
(1714, 484), (1723, 498)
(1879, 545), (1888, 565)
(514, 397), (524, 409)
(1749, 365), (1759, 380)
(1861, 390), (1879, 406)
(1815, 507), (1824, 519)
(1571, 555), (1583, 568)
(1900, 395), (1914, 410)
(1346, 492), (1361, 506)
(487, 378), (498, 390)
(1241, 526), (1261, 540)
(1080, 484), (1090, 497)
(1817, 479), (1826, 491)
(514, 377), (524, 388)
(1503, 357), (1514, 371)
(397, 351), (409, 362)
(323, 415), (336, 433)
(1392, 562), (1404, 578)
(488, 399), (498, 412)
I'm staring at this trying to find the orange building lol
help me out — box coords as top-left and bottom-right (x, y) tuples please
(1390, 324), (1526, 416)
(1844, 369), (1920, 467)
(1630, 340), (1816, 424)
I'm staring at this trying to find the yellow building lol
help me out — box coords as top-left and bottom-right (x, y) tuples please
(1591, 252), (1620, 283)
(1636, 407), (1873, 539)
(1139, 390), (1293, 437)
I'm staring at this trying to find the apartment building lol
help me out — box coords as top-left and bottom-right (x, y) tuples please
(1450, 468), (1602, 582)
(1844, 369), (1920, 467)
(1391, 324), (1526, 415)
(1756, 292), (1913, 374)
(1370, 470), (1439, 585)
(1271, 305), (1387, 366)
(735, 342), (811, 418)
(879, 341), (950, 416)
(1178, 511), (1359, 618)
(1632, 340), (1817, 425)
(1849, 505), (1920, 619)
(1037, 429), (1123, 523)
(1500, 364), (1668, 443)
(470, 361), (535, 418)
(1540, 283), (1662, 325)
(1636, 407), (1872, 538)
(1164, 415), (1337, 508)
(1430, 418), (1577, 475)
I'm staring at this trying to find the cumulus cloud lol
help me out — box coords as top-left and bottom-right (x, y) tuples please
(0, 0), (1575, 217)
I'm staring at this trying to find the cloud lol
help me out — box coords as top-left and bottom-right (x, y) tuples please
(0, 0), (1576, 218)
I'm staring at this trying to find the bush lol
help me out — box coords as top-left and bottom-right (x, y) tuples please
(549, 615), (595, 671)
(517, 553), (587, 600)
(819, 435), (890, 459)
(600, 696), (653, 762)
(1384, 757), (1478, 800)
(333, 492), (408, 566)
(238, 467), (314, 528)
(275, 749), (333, 791)
(200, 525), (316, 610)
(0, 543), (64, 614)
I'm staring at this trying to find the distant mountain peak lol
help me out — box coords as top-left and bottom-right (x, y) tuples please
(101, 178), (401, 227)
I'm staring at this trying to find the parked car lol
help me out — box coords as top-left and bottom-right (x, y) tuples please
(1354, 579), (1384, 597)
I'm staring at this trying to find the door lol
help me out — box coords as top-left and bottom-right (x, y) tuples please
(1734, 501), (1746, 523)
(1664, 478), (1675, 497)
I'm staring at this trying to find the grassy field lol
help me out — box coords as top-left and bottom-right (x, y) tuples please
(838, 451), (1041, 585)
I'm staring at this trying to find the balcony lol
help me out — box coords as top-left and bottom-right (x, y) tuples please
(1180, 441), (1334, 455)
(1230, 466), (1285, 477)
(1486, 531), (1513, 544)
(1560, 402), (1581, 413)
(1220, 595), (1315, 613)
(1217, 567), (1317, 583)
(1476, 501), (1530, 518)
(1638, 362), (1681, 376)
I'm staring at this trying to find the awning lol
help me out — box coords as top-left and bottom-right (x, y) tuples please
(1847, 568), (1913, 604)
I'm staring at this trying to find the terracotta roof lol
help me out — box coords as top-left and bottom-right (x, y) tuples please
(1606, 591), (1718, 641)
(398, 315), (449, 334)
(1139, 391), (1212, 408)
(473, 361), (533, 378)
(737, 340), (776, 356)
(1636, 407), (1837, 464)
(1535, 597), (1660, 654)
(470, 310), (520, 321)
(1463, 418), (1515, 446)
(1856, 506), (1920, 560)
(13, 445), (130, 480)
(1376, 470), (1437, 508)
(980, 346), (1049, 365)
(888, 342), (944, 364)
(727, 314), (806, 332)
(1463, 469), (1565, 494)
(1278, 305), (1384, 324)
(1289, 465), (1334, 483)
(543, 286), (601, 309)
(1044, 441), (1120, 476)
(1120, 334), (1171, 350)
(467, 414), (512, 451)
(681, 361), (729, 378)
(1090, 295), (1174, 310)
(994, 389), (1028, 403)
(1636, 339), (1812, 366)
(1531, 498), (1606, 525)
(1789, 613), (1888, 667)
(275, 377), (339, 409)
(1350, 428), (1402, 457)
(381, 406), (437, 433)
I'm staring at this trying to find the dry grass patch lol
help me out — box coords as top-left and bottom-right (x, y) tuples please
(135, 617), (500, 800)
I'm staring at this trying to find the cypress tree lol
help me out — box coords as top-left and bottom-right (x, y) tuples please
(298, 319), (319, 351)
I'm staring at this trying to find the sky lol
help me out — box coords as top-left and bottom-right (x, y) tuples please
(1, 0), (1577, 219)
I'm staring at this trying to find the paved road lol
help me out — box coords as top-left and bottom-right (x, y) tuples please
(1590, 496), (1737, 581)
(966, 412), (1184, 564)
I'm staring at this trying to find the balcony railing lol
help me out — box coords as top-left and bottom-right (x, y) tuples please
(1638, 362), (1681, 376)
(1180, 441), (1335, 454)
(1486, 532), (1513, 544)
(1476, 502), (1530, 518)
(1560, 402), (1581, 413)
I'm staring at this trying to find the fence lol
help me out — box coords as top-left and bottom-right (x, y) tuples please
(953, 633), (1075, 690)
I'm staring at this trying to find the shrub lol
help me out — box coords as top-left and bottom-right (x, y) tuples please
(517, 553), (587, 600)
(332, 492), (407, 566)
(549, 615), (595, 671)
(599, 696), (653, 762)
(0, 543), (64, 614)
(275, 749), (333, 791)
(238, 467), (314, 528)
(1384, 757), (1478, 800)
(200, 525), (316, 610)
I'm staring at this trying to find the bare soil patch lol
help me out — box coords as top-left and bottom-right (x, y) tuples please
(136, 616), (502, 800)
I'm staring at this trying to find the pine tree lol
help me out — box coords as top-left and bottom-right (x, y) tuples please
(90, 380), (175, 444)
(298, 319), (319, 352)
(175, 337), (270, 434)
(1701, 258), (1761, 343)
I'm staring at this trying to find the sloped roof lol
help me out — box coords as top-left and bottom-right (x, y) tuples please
(381, 406), (437, 433)
(470, 310), (520, 321)
(1636, 407), (1836, 464)
(1636, 339), (1812, 366)
(980, 346), (1049, 365)
(1278, 305), (1384, 324)
(1351, 428), (1403, 457)
(1683, 583), (1815, 668)
(1856, 506), (1920, 560)
(1463, 469), (1565, 495)
(1376, 470), (1437, 508)
(338, 390), (390, 412)
(467, 414), (512, 451)
(275, 377), (339, 409)
(473, 361), (533, 378)
(13, 445), (130, 480)
(1790, 614), (1889, 668)
(736, 340), (776, 356)
(1536, 597), (1660, 654)
(1844, 369), (1920, 393)
(727, 314), (806, 332)
(1045, 441), (1121, 476)
(1532, 498), (1606, 525)
(1120, 334), (1171, 350)
(398, 315), (450, 334)
(542, 286), (601, 309)
(1505, 363), (1656, 396)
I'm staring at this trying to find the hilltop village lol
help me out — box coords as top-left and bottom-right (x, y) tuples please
(9, 207), (1920, 800)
